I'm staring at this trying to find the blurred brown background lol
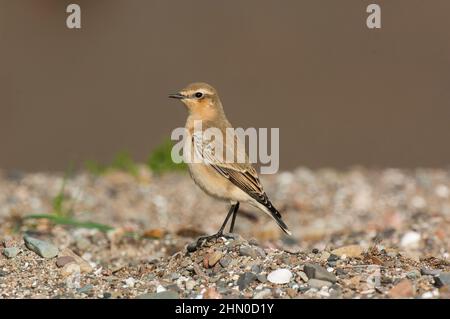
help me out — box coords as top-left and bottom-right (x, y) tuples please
(0, 0), (449, 171)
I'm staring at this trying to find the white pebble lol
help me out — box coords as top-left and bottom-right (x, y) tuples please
(124, 277), (136, 288)
(156, 285), (166, 293)
(267, 269), (292, 284)
(435, 185), (449, 198)
(400, 231), (421, 249)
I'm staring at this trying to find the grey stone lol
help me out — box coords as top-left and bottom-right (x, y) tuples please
(137, 291), (179, 299)
(2, 247), (20, 258)
(434, 272), (450, 288)
(304, 263), (337, 283)
(239, 246), (258, 258)
(251, 264), (262, 274)
(24, 235), (59, 258)
(219, 256), (232, 268)
(256, 274), (267, 283)
(308, 279), (333, 289)
(237, 272), (257, 290)
(76, 284), (93, 294)
(420, 268), (441, 276)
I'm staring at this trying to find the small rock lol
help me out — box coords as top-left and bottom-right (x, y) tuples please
(256, 274), (267, 283)
(203, 287), (221, 299)
(319, 251), (331, 261)
(327, 254), (340, 262)
(56, 256), (76, 268)
(137, 291), (178, 299)
(24, 235), (59, 258)
(253, 289), (272, 299)
(434, 272), (450, 288)
(2, 247), (20, 258)
(286, 288), (298, 298)
(308, 279), (333, 289)
(297, 271), (309, 282)
(251, 264), (262, 274)
(124, 277), (136, 288)
(388, 279), (414, 298)
(208, 251), (223, 267)
(237, 272), (257, 290)
(400, 231), (421, 249)
(267, 269), (292, 284)
(420, 268), (441, 276)
(255, 247), (266, 258)
(59, 248), (93, 273)
(185, 280), (196, 291)
(219, 256), (231, 268)
(76, 284), (93, 294)
(61, 263), (81, 277)
(239, 246), (258, 259)
(304, 263), (337, 283)
(406, 270), (421, 280)
(331, 245), (363, 258)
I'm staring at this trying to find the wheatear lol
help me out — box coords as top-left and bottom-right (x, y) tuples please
(169, 82), (291, 246)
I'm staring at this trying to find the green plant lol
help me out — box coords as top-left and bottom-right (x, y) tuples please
(23, 164), (114, 233)
(84, 150), (139, 176)
(147, 138), (187, 174)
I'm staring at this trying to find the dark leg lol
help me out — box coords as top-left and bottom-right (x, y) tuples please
(196, 203), (238, 247)
(228, 202), (240, 233)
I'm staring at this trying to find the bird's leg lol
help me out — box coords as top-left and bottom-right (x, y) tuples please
(228, 202), (240, 233)
(196, 203), (237, 247)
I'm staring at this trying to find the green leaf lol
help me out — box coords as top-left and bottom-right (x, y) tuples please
(24, 214), (114, 232)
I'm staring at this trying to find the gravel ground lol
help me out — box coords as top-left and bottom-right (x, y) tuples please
(0, 167), (449, 299)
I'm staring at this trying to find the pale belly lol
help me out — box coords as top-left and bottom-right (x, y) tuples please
(184, 135), (249, 202)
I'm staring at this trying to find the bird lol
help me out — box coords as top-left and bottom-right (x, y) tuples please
(169, 82), (291, 247)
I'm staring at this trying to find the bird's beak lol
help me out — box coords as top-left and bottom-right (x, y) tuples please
(168, 92), (186, 99)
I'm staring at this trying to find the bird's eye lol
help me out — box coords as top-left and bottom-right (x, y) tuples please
(194, 92), (204, 99)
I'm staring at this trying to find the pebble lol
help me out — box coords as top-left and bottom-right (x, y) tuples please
(61, 263), (81, 277)
(56, 256), (76, 268)
(297, 271), (309, 282)
(137, 291), (178, 299)
(327, 254), (340, 262)
(185, 280), (196, 291)
(124, 277), (136, 288)
(76, 284), (93, 294)
(256, 274), (267, 283)
(219, 256), (231, 268)
(59, 248), (93, 273)
(388, 279), (414, 298)
(239, 246), (258, 259)
(208, 251), (223, 267)
(251, 264), (261, 274)
(24, 235), (59, 259)
(267, 269), (292, 284)
(308, 279), (333, 289)
(237, 272), (257, 290)
(400, 231), (421, 249)
(420, 268), (441, 276)
(304, 263), (337, 283)
(2, 247), (20, 258)
(434, 272), (450, 288)
(253, 289), (272, 299)
(331, 245), (363, 258)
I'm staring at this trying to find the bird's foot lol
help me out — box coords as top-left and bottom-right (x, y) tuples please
(193, 232), (234, 249)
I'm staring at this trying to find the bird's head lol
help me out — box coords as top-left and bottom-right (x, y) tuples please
(169, 82), (224, 119)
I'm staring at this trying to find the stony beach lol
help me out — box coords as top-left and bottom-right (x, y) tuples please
(0, 167), (449, 299)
